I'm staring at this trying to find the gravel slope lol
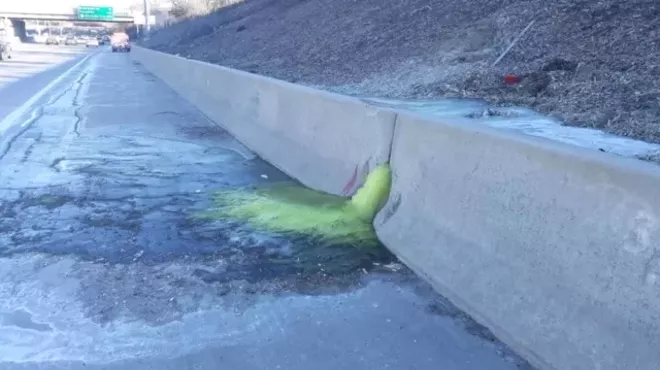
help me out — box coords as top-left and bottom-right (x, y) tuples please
(145, 0), (660, 144)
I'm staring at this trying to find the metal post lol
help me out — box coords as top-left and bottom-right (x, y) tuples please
(143, 0), (150, 33)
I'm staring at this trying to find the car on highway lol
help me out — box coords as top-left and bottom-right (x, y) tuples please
(0, 40), (12, 61)
(86, 38), (99, 47)
(110, 32), (131, 52)
(65, 36), (78, 46)
(46, 35), (61, 45)
(33, 34), (48, 44)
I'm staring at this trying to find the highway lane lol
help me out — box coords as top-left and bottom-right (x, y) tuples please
(0, 43), (92, 136)
(0, 43), (89, 89)
(0, 47), (532, 370)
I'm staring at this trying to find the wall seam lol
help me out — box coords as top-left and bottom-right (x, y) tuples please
(387, 111), (399, 163)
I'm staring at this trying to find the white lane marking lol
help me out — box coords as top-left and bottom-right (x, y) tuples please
(0, 52), (94, 135)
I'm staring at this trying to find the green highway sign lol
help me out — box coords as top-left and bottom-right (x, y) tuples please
(77, 6), (114, 21)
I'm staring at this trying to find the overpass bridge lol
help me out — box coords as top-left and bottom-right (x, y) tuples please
(0, 10), (134, 23)
(0, 2), (135, 41)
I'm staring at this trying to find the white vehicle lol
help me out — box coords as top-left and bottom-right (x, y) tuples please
(34, 34), (47, 44)
(110, 32), (131, 52)
(86, 39), (99, 47)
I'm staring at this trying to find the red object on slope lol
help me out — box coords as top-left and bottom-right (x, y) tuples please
(504, 74), (520, 84)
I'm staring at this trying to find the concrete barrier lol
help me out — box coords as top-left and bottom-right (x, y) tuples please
(375, 111), (660, 370)
(133, 46), (660, 370)
(133, 47), (396, 195)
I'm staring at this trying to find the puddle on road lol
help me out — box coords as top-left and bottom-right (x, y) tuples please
(204, 164), (391, 244)
(0, 114), (398, 295)
(196, 163), (395, 284)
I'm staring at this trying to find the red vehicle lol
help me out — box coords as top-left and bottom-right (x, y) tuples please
(110, 32), (131, 53)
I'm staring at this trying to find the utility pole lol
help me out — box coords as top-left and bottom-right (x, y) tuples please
(143, 0), (151, 33)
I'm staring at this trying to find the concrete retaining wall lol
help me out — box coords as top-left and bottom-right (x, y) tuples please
(133, 47), (396, 195)
(375, 112), (660, 370)
(133, 46), (660, 370)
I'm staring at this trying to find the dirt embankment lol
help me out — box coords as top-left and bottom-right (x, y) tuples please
(145, 0), (660, 144)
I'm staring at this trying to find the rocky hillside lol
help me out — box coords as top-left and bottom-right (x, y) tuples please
(144, 0), (660, 143)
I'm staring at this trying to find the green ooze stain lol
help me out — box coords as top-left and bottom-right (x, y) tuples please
(204, 163), (392, 246)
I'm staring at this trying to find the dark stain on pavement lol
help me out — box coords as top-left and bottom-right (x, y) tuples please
(0, 119), (396, 295)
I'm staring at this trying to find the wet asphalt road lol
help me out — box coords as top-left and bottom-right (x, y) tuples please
(0, 46), (531, 370)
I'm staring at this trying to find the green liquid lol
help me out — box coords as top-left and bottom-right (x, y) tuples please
(204, 163), (392, 246)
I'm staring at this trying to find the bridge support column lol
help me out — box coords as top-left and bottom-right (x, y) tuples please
(10, 19), (26, 42)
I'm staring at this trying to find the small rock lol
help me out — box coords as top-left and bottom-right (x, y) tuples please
(236, 25), (247, 32)
(133, 250), (144, 260)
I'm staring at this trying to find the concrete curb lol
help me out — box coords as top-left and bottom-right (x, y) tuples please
(132, 46), (395, 196)
(132, 46), (660, 370)
(375, 112), (660, 370)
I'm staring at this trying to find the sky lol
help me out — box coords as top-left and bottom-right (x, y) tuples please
(2, 0), (142, 13)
